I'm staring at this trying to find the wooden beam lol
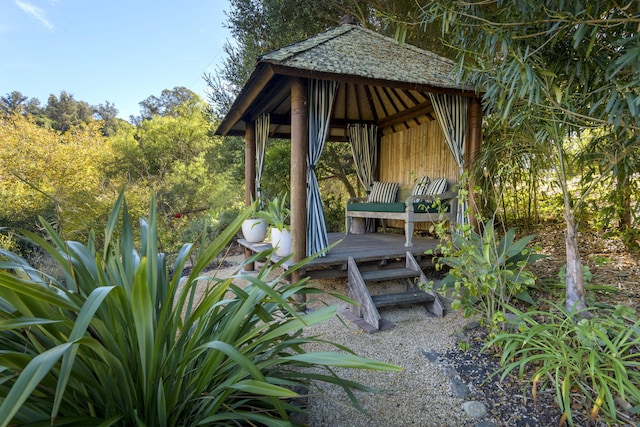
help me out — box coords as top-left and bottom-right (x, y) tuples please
(215, 64), (275, 136)
(466, 96), (483, 231)
(246, 77), (292, 123)
(290, 77), (308, 280)
(378, 101), (435, 129)
(269, 113), (377, 129)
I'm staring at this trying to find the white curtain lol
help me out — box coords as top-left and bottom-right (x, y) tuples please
(307, 79), (338, 256)
(429, 93), (469, 224)
(348, 123), (378, 232)
(255, 113), (270, 208)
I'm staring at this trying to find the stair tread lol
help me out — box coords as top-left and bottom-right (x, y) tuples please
(371, 291), (434, 308)
(360, 268), (420, 282)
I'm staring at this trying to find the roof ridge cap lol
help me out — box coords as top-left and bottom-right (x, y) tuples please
(260, 24), (354, 63)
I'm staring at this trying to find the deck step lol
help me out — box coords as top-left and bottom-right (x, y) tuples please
(371, 291), (434, 308)
(360, 268), (420, 283)
(346, 252), (445, 333)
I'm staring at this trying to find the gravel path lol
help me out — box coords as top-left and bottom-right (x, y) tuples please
(302, 302), (473, 427)
(200, 247), (639, 427)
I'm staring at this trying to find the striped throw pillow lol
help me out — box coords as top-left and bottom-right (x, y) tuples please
(425, 178), (447, 196)
(412, 176), (430, 195)
(367, 181), (399, 203)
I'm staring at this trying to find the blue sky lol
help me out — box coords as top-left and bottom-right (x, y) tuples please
(0, 0), (232, 120)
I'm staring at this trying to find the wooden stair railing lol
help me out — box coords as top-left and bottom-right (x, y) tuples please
(346, 251), (444, 332)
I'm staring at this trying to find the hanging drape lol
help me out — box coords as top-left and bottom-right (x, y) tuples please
(347, 123), (378, 191)
(348, 123), (378, 232)
(307, 79), (338, 256)
(429, 93), (469, 224)
(255, 113), (270, 209)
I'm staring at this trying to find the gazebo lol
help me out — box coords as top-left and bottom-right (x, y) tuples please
(215, 22), (482, 281)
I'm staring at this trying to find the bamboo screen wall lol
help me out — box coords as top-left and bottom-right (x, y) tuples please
(379, 119), (459, 230)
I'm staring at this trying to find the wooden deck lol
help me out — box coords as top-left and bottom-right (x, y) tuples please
(238, 232), (440, 280)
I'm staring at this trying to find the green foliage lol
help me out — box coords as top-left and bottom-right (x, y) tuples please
(257, 195), (290, 231)
(487, 302), (640, 426)
(107, 92), (243, 253)
(260, 139), (292, 200)
(0, 230), (19, 254)
(45, 91), (94, 133)
(178, 207), (242, 249)
(0, 113), (116, 242)
(432, 217), (545, 326)
(137, 86), (200, 120)
(469, 115), (559, 228)
(322, 194), (346, 233)
(421, 1), (640, 308)
(0, 192), (400, 426)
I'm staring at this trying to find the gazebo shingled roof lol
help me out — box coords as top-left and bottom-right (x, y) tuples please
(215, 23), (476, 140)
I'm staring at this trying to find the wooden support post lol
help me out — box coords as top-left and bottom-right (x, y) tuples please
(244, 121), (256, 272)
(466, 96), (483, 231)
(245, 121), (256, 206)
(290, 77), (308, 294)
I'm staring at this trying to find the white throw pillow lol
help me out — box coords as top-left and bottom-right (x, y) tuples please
(367, 181), (399, 203)
(425, 178), (447, 195)
(412, 176), (430, 195)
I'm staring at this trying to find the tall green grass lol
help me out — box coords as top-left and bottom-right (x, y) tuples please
(487, 302), (640, 426)
(0, 192), (400, 426)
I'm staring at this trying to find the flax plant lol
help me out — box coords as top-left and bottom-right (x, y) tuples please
(0, 192), (400, 426)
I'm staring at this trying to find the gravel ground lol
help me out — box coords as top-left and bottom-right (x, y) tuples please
(298, 277), (564, 427)
(302, 301), (473, 427)
(201, 241), (640, 427)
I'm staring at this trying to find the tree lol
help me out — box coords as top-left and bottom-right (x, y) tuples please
(45, 91), (93, 133)
(0, 113), (114, 240)
(137, 86), (200, 120)
(0, 91), (28, 116)
(110, 93), (241, 218)
(421, 1), (640, 313)
(94, 101), (121, 136)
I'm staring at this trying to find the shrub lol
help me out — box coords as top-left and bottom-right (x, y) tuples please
(486, 302), (640, 426)
(430, 218), (545, 327)
(0, 191), (400, 426)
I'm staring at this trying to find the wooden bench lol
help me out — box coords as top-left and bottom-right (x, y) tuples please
(345, 190), (457, 247)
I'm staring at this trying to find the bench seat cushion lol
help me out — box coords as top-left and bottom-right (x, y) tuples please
(348, 202), (405, 213)
(347, 201), (449, 213)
